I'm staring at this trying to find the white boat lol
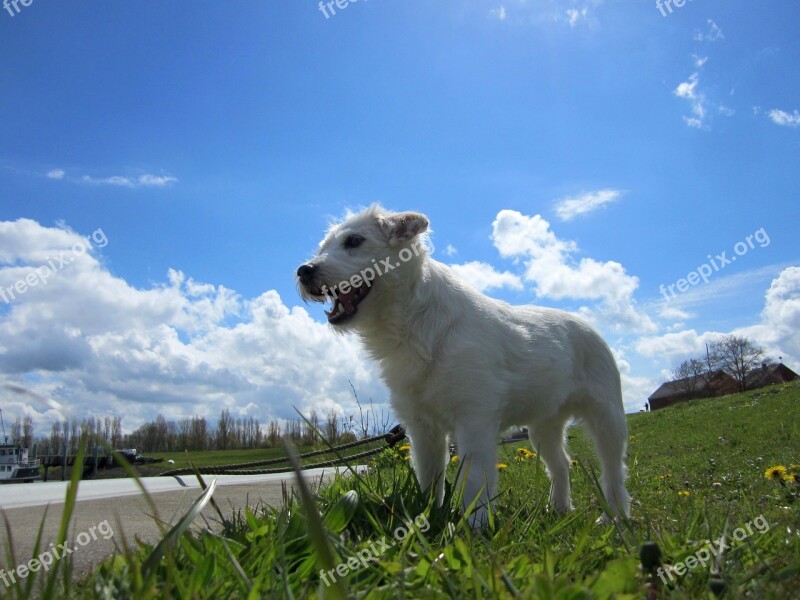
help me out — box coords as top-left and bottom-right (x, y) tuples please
(0, 410), (40, 483)
(0, 441), (41, 483)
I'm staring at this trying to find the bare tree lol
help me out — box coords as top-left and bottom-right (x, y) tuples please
(22, 416), (34, 448)
(69, 420), (79, 454)
(10, 417), (21, 443)
(710, 335), (765, 391)
(216, 409), (234, 450)
(266, 420), (281, 448)
(49, 420), (63, 454)
(671, 358), (709, 397)
(324, 409), (339, 444)
(349, 382), (370, 440)
(301, 410), (320, 446)
(102, 417), (112, 446)
(111, 416), (123, 449)
(191, 416), (209, 450)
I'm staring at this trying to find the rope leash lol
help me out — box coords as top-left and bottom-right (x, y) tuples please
(158, 424), (406, 477)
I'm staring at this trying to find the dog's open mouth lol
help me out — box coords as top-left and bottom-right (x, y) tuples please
(323, 283), (371, 325)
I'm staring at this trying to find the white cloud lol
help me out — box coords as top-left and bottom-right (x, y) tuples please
(768, 109), (800, 128)
(448, 260), (523, 293)
(80, 173), (177, 188)
(566, 7), (588, 27)
(554, 189), (621, 221)
(46, 169), (65, 180)
(634, 266), (800, 383)
(479, 0), (601, 28)
(673, 56), (733, 129)
(693, 19), (724, 43)
(610, 346), (658, 413)
(658, 304), (691, 322)
(491, 210), (656, 332)
(674, 72), (707, 129)
(0, 218), (385, 435)
(490, 5), (506, 20)
(635, 328), (712, 360)
(735, 267), (800, 365)
(443, 244), (458, 257)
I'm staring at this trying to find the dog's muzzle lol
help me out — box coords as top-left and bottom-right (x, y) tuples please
(296, 263), (371, 325)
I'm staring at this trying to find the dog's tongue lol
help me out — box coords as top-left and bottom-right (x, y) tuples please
(338, 287), (359, 312)
(326, 286), (359, 321)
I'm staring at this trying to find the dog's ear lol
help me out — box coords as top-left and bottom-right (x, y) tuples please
(379, 212), (429, 245)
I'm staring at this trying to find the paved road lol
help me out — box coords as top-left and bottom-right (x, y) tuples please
(0, 468), (364, 581)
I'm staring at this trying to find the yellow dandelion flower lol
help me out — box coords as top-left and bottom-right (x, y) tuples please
(678, 490), (690, 497)
(399, 444), (411, 452)
(450, 455), (459, 464)
(783, 472), (799, 484)
(403, 455), (411, 461)
(497, 463), (507, 471)
(514, 448), (535, 460)
(764, 465), (787, 480)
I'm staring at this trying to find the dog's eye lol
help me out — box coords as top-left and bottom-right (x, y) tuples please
(343, 234), (365, 249)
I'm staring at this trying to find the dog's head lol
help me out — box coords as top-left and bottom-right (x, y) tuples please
(297, 205), (430, 328)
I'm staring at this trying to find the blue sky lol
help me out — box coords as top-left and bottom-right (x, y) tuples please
(1, 1), (798, 435)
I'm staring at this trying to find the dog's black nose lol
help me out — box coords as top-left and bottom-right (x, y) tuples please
(296, 264), (317, 281)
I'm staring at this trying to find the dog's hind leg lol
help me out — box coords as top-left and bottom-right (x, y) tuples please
(582, 403), (630, 518)
(528, 419), (573, 513)
(406, 423), (448, 506)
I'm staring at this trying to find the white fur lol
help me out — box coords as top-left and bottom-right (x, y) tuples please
(297, 205), (630, 526)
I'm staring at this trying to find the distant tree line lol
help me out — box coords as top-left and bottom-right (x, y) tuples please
(672, 334), (766, 394)
(22, 398), (393, 455)
(21, 415), (124, 456)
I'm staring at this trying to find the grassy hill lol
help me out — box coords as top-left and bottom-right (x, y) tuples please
(5, 382), (798, 598)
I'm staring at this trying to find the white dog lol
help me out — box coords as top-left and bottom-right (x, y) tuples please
(297, 205), (630, 526)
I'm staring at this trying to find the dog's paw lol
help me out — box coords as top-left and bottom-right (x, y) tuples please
(595, 513), (626, 525)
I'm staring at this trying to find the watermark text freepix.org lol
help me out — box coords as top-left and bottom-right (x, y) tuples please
(319, 513), (429, 586)
(0, 227), (108, 305)
(656, 0), (696, 17)
(656, 514), (769, 584)
(0, 520), (114, 588)
(319, 239), (427, 307)
(3, 0), (33, 17)
(659, 227), (769, 302)
(318, 0), (368, 19)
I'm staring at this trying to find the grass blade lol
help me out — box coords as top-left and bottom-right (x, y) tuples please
(284, 438), (348, 600)
(141, 477), (219, 582)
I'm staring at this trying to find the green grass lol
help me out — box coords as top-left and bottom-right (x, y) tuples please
(3, 382), (799, 598)
(154, 447), (313, 470)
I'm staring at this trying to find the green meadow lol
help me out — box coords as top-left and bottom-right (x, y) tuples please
(2, 382), (798, 598)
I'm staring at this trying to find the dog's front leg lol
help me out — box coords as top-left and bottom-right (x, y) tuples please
(405, 424), (448, 506)
(454, 421), (498, 529)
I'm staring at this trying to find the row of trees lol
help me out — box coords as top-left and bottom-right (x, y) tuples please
(19, 401), (393, 456)
(672, 334), (767, 394)
(29, 416), (124, 456)
(123, 408), (380, 453)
